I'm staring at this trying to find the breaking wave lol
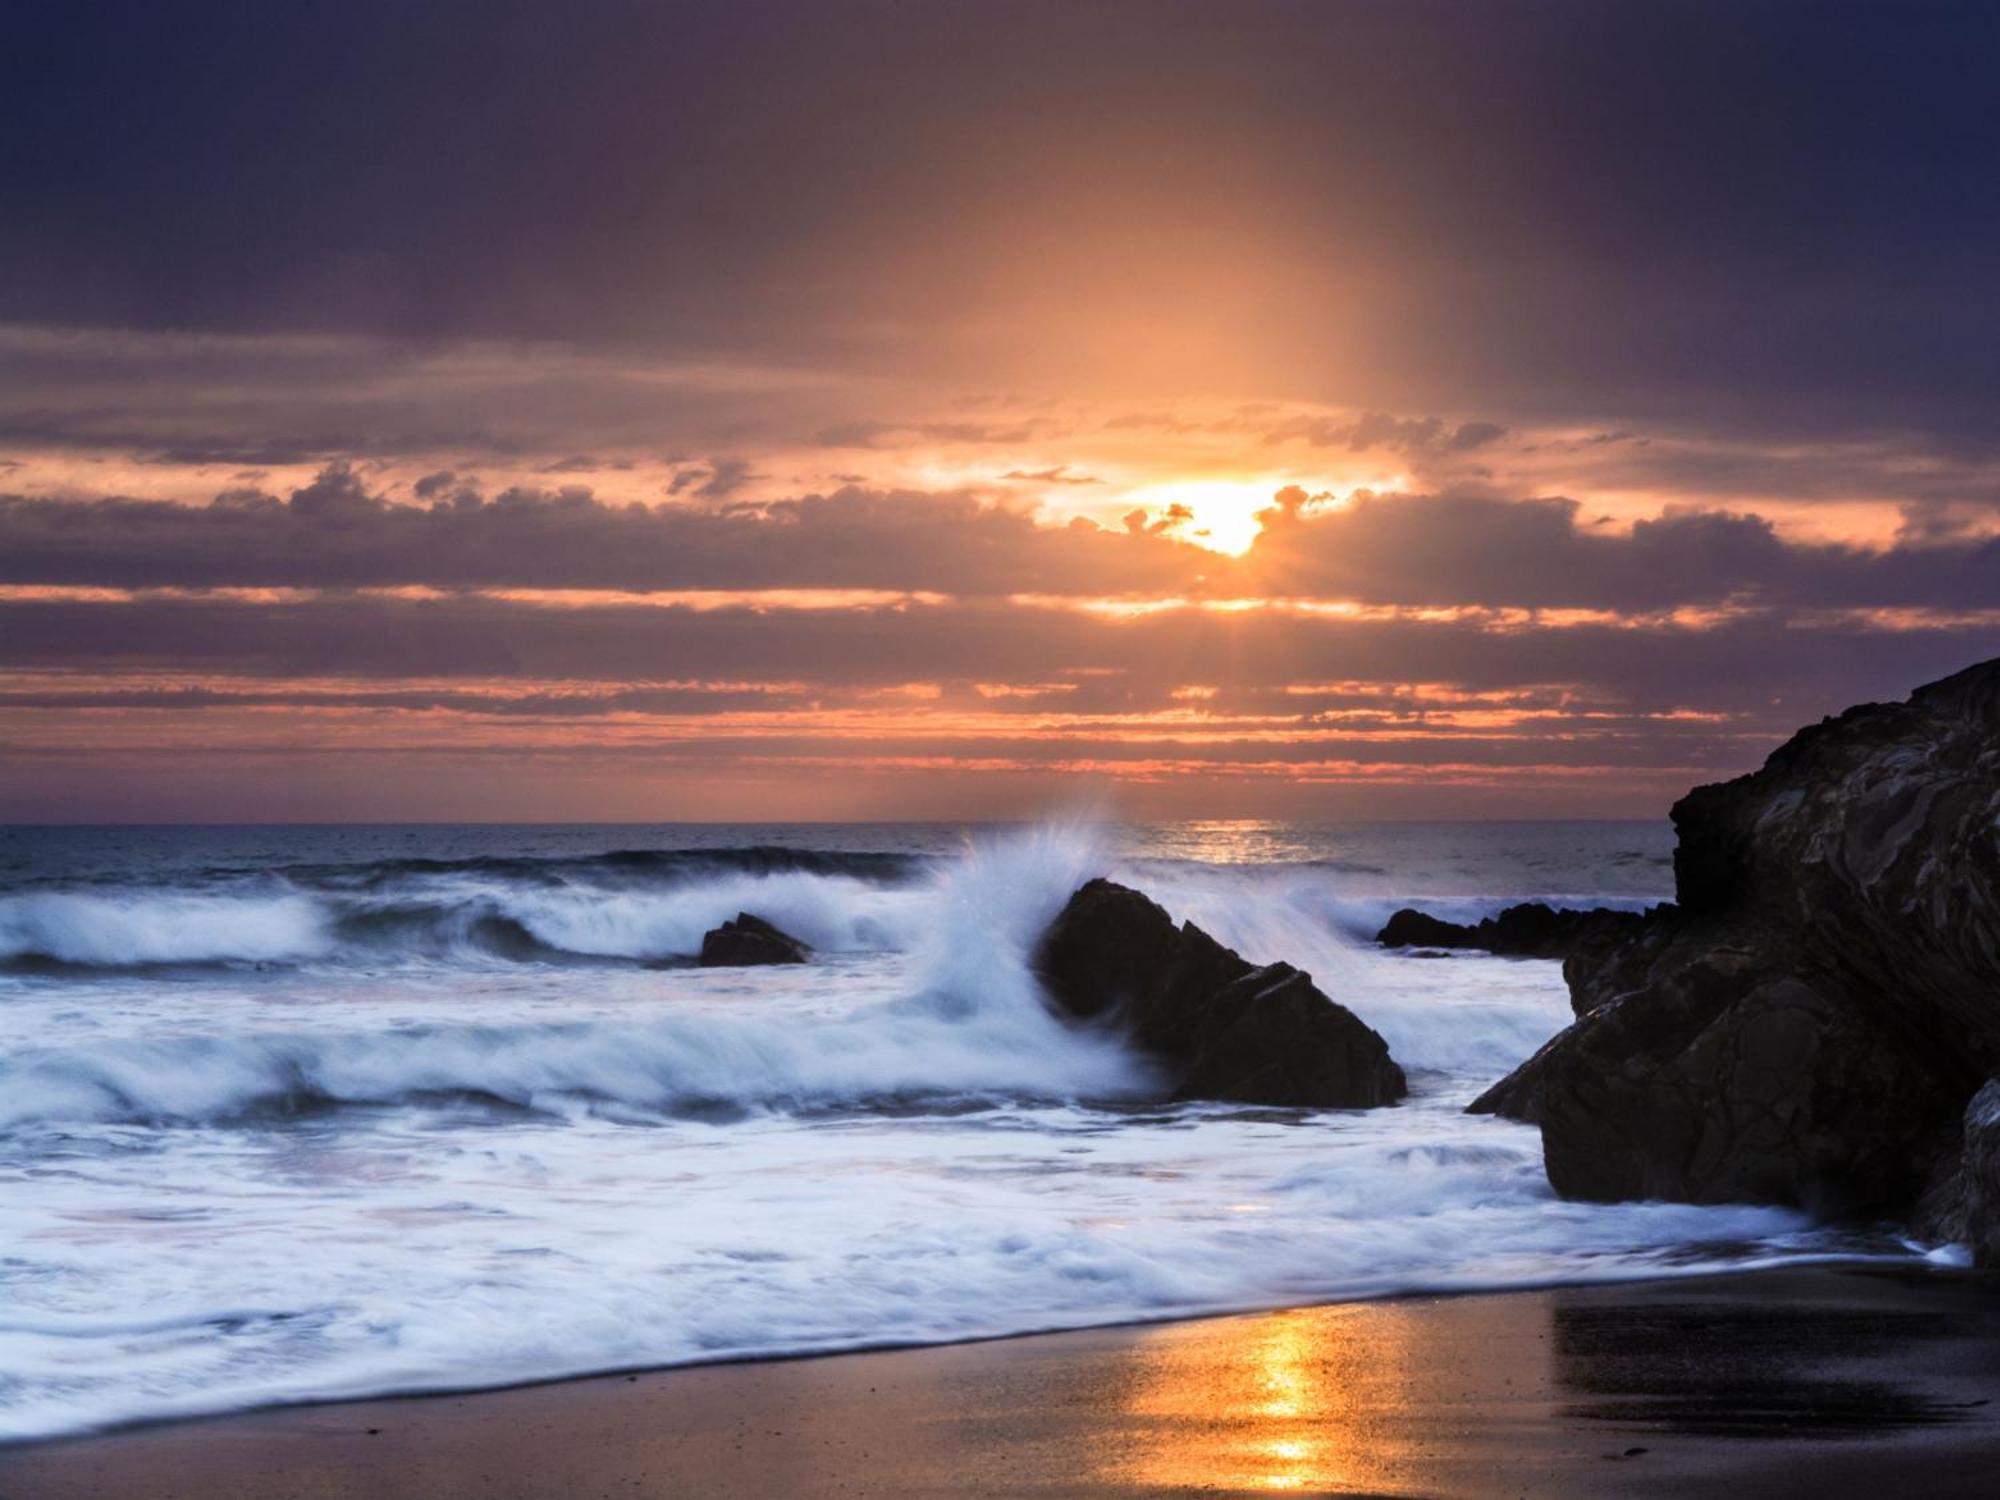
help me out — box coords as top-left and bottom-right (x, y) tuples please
(0, 826), (1156, 1130)
(0, 833), (1653, 977)
(0, 847), (930, 971)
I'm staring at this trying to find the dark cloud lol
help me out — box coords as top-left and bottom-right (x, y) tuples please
(0, 464), (1195, 595)
(665, 457), (760, 500)
(811, 422), (895, 448)
(1242, 489), (2000, 611)
(0, 683), (807, 718)
(0, 589), (1988, 737)
(2, 468), (1991, 612)
(411, 469), (464, 498)
(814, 421), (1046, 449)
(1263, 413), (1509, 458)
(9, 3), (1991, 440)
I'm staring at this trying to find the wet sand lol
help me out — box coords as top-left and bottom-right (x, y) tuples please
(3, 1265), (1996, 1499)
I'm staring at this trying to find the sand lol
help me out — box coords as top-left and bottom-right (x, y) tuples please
(3, 1264), (1996, 1498)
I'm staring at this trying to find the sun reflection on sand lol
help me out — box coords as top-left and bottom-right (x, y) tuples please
(1102, 1305), (1419, 1494)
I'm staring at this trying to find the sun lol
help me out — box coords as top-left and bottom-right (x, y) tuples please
(1125, 479), (1282, 557)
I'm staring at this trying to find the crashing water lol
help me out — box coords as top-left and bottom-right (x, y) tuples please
(0, 821), (1909, 1442)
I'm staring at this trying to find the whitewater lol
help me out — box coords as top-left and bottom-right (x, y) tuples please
(0, 822), (1923, 1443)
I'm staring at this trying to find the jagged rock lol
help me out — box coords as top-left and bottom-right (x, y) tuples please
(1474, 658), (2000, 1225)
(1377, 902), (1648, 960)
(1466, 1034), (1558, 1121)
(1963, 1083), (2000, 1268)
(697, 913), (810, 967)
(1916, 1081), (2000, 1266)
(1035, 878), (1406, 1108)
(1377, 908), (1482, 950)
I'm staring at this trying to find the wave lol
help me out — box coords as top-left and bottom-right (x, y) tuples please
(0, 1009), (1157, 1129)
(0, 822), (1670, 976)
(0, 891), (335, 969)
(0, 825), (1592, 1127)
(0, 826), (1599, 1085)
(275, 845), (925, 892)
(0, 829), (1154, 1130)
(0, 852), (931, 971)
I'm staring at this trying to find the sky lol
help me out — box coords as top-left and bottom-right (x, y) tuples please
(2, 0), (1996, 822)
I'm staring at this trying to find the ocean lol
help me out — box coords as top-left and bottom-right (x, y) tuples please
(0, 821), (1923, 1442)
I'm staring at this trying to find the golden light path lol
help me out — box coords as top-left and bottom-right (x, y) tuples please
(1105, 1305), (1420, 1493)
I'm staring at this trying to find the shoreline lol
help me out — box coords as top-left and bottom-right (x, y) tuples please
(0, 1247), (1924, 1450)
(6, 1264), (1996, 1498)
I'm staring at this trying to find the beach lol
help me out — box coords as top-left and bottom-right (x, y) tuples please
(9, 3), (1997, 1492)
(6, 1265), (1995, 1499)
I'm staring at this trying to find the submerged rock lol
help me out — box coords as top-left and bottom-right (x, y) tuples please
(1473, 658), (2000, 1225)
(698, 913), (811, 967)
(1034, 878), (1406, 1108)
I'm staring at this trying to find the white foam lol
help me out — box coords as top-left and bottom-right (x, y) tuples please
(499, 871), (924, 959)
(0, 891), (332, 966)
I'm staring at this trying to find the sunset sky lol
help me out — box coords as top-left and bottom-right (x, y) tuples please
(3, 1), (1996, 821)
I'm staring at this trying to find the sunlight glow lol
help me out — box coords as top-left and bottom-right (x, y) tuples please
(1123, 479), (1286, 556)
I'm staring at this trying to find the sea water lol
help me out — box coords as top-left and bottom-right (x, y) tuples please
(0, 822), (1913, 1441)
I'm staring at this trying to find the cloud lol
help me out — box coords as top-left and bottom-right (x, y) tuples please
(1, 588), (1989, 747)
(1001, 466), (1102, 485)
(3, 467), (1991, 615)
(814, 420), (1047, 449)
(1262, 412), (1509, 458)
(411, 468), (466, 498)
(0, 464), (1197, 595)
(665, 457), (760, 499)
(1241, 489), (2000, 611)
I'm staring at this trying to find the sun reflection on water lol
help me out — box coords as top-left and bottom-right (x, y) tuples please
(1102, 1305), (1417, 1494)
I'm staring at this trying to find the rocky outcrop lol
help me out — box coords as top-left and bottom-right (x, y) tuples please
(1965, 1084), (2000, 1267)
(1035, 878), (1406, 1108)
(1377, 903), (1648, 960)
(1916, 1081), (2000, 1267)
(698, 913), (810, 967)
(1474, 658), (2000, 1225)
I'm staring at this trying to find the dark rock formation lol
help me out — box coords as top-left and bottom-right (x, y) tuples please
(1473, 658), (2000, 1225)
(1377, 902), (1648, 960)
(1035, 878), (1406, 1108)
(698, 913), (811, 967)
(1962, 1083), (2000, 1268)
(1916, 1081), (2000, 1267)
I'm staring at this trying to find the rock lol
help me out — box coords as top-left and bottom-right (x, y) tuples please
(1963, 1083), (2000, 1268)
(1542, 964), (1953, 1214)
(1035, 878), (1406, 1108)
(1377, 902), (1648, 960)
(1915, 1081), (2000, 1266)
(1466, 1033), (1561, 1121)
(1474, 658), (2000, 1226)
(697, 913), (810, 967)
(1377, 908), (1483, 950)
